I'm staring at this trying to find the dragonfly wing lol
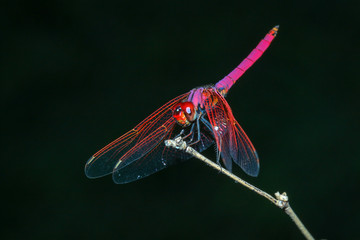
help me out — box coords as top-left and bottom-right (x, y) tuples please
(201, 105), (233, 171)
(231, 120), (259, 176)
(203, 88), (259, 176)
(85, 129), (138, 178)
(219, 129), (234, 171)
(112, 118), (176, 183)
(113, 119), (215, 184)
(85, 93), (189, 178)
(202, 89), (235, 171)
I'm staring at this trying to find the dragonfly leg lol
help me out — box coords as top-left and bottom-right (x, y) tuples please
(182, 123), (196, 141)
(175, 129), (185, 138)
(188, 114), (202, 146)
(200, 117), (223, 170)
(184, 111), (204, 144)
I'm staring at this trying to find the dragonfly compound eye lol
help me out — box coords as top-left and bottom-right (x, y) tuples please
(181, 102), (196, 122)
(173, 102), (196, 127)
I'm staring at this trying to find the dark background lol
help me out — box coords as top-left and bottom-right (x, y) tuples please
(2, 0), (359, 239)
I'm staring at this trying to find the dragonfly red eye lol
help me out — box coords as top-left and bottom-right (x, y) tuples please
(181, 102), (195, 121)
(173, 105), (189, 126)
(172, 102), (196, 126)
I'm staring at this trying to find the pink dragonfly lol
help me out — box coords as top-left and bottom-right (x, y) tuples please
(85, 26), (279, 184)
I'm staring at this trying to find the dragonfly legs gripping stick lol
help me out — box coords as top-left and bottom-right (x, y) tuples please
(165, 136), (315, 240)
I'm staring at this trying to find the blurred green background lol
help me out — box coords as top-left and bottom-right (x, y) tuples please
(2, 0), (359, 239)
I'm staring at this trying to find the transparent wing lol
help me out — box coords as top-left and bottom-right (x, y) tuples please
(232, 119), (259, 176)
(113, 117), (214, 184)
(85, 93), (189, 178)
(203, 88), (259, 176)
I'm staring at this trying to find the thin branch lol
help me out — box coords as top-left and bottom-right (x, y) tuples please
(165, 137), (315, 240)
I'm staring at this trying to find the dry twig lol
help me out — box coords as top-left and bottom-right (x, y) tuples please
(165, 136), (315, 240)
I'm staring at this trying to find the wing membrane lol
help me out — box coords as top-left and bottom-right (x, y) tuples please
(85, 93), (189, 178)
(114, 117), (176, 171)
(231, 120), (259, 176)
(112, 120), (214, 184)
(203, 88), (259, 176)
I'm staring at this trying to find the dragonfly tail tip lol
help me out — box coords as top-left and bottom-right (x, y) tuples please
(270, 25), (279, 36)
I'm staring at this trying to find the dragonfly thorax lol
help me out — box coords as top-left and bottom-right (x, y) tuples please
(173, 102), (197, 127)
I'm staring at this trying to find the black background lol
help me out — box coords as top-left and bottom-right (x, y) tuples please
(2, 0), (359, 239)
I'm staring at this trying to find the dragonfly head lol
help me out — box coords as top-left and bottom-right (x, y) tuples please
(173, 102), (196, 127)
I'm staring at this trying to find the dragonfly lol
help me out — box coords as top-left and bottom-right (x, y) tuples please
(85, 26), (279, 184)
